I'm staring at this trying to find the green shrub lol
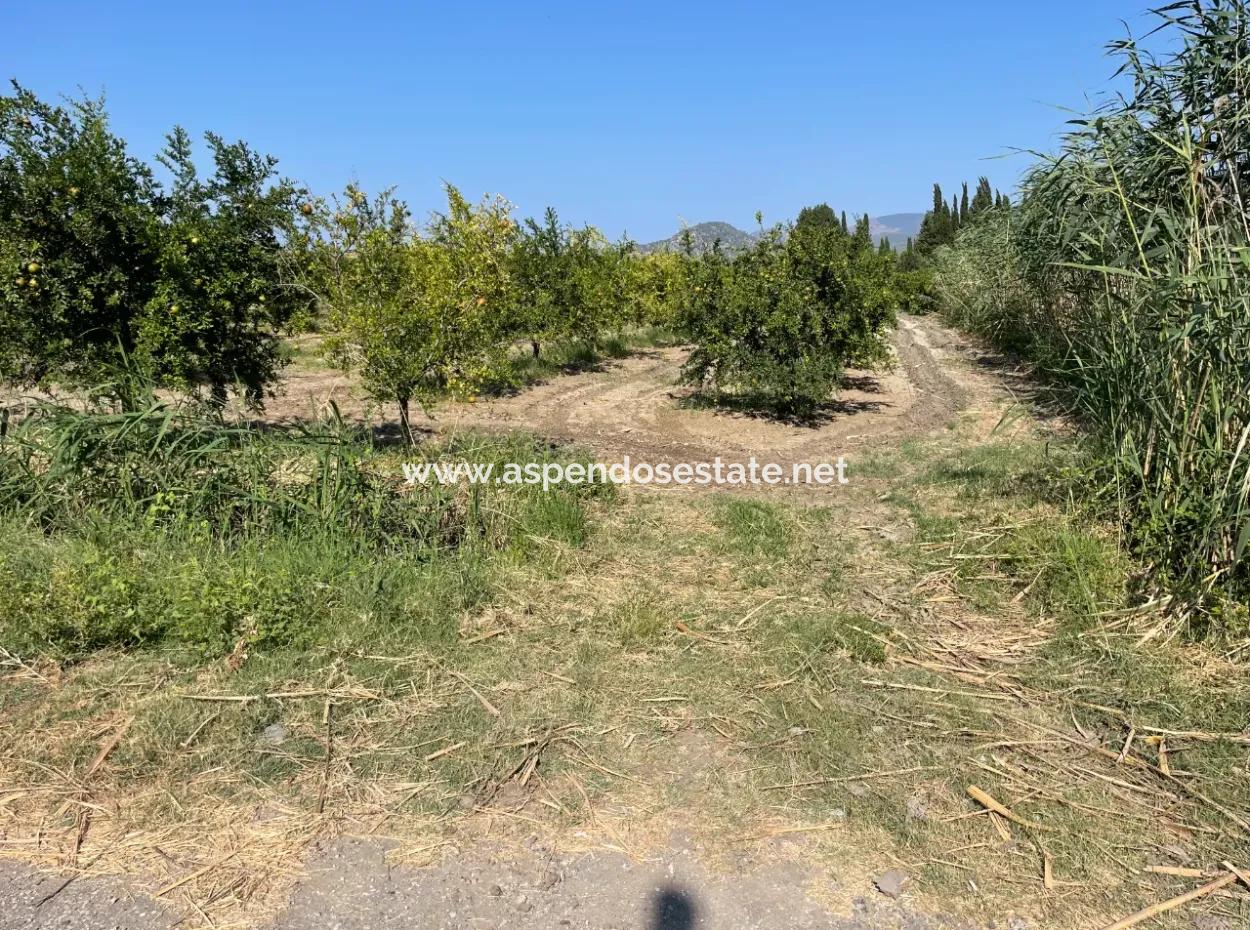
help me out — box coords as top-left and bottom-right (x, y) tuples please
(676, 219), (896, 415)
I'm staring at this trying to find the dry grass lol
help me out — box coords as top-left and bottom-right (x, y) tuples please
(3, 419), (1250, 928)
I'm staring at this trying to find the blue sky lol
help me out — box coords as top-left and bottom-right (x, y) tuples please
(9, 1), (1154, 241)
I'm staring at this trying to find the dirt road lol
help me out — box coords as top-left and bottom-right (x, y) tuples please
(268, 314), (1000, 470)
(1, 838), (968, 930)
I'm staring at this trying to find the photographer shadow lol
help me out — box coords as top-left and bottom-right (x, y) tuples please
(650, 887), (698, 929)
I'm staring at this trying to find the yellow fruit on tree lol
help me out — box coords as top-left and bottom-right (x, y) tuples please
(300, 203), (313, 216)
(27, 278), (37, 288)
(27, 262), (39, 273)
(16, 277), (26, 287)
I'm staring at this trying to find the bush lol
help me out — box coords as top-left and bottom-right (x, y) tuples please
(676, 219), (896, 415)
(0, 83), (304, 406)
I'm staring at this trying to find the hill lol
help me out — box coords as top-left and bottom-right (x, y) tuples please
(638, 221), (758, 255)
(640, 213), (926, 254)
(869, 213), (924, 249)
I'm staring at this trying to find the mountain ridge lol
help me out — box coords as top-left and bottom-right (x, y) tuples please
(639, 213), (924, 254)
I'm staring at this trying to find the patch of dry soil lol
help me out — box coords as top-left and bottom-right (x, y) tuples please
(265, 315), (1008, 470)
(0, 838), (985, 930)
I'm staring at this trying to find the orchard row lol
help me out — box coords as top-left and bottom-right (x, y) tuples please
(2, 83), (911, 427)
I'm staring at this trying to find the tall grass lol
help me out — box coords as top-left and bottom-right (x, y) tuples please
(0, 394), (609, 655)
(935, 0), (1250, 627)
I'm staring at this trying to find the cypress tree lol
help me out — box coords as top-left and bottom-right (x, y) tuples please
(959, 182), (970, 224)
(971, 176), (993, 214)
(853, 213), (872, 249)
(840, 210), (849, 234)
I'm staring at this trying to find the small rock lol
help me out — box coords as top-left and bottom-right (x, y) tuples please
(906, 795), (930, 820)
(1191, 918), (1231, 930)
(538, 869), (560, 890)
(874, 869), (911, 899)
(258, 722), (288, 746)
(513, 893), (532, 913)
(488, 883), (504, 897)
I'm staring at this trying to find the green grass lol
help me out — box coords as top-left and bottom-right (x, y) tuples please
(711, 496), (792, 558)
(0, 399), (610, 657)
(3, 406), (1249, 928)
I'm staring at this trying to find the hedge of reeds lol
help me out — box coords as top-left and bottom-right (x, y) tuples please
(935, 0), (1250, 629)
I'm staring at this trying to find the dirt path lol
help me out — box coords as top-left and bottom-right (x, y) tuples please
(0, 839), (963, 930)
(269, 314), (1003, 471)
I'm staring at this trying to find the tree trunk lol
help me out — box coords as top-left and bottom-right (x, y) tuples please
(531, 340), (541, 359)
(398, 395), (415, 446)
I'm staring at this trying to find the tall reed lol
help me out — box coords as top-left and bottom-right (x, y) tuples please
(936, 0), (1250, 624)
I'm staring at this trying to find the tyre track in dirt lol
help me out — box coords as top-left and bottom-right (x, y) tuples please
(427, 313), (986, 470)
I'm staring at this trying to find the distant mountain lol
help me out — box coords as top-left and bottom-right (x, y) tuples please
(640, 213), (926, 255)
(869, 213), (924, 249)
(639, 221), (758, 255)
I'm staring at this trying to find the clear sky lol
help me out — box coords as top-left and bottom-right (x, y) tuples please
(9, 1), (1154, 241)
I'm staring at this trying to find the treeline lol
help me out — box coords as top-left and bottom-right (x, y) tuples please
(291, 184), (676, 436)
(911, 178), (1010, 257)
(1, 81), (907, 428)
(294, 189), (903, 428)
(928, 0), (1250, 622)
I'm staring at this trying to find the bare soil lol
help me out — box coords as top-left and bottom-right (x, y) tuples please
(265, 315), (1002, 471)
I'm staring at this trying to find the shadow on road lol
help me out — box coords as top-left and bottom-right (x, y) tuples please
(650, 886), (698, 929)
